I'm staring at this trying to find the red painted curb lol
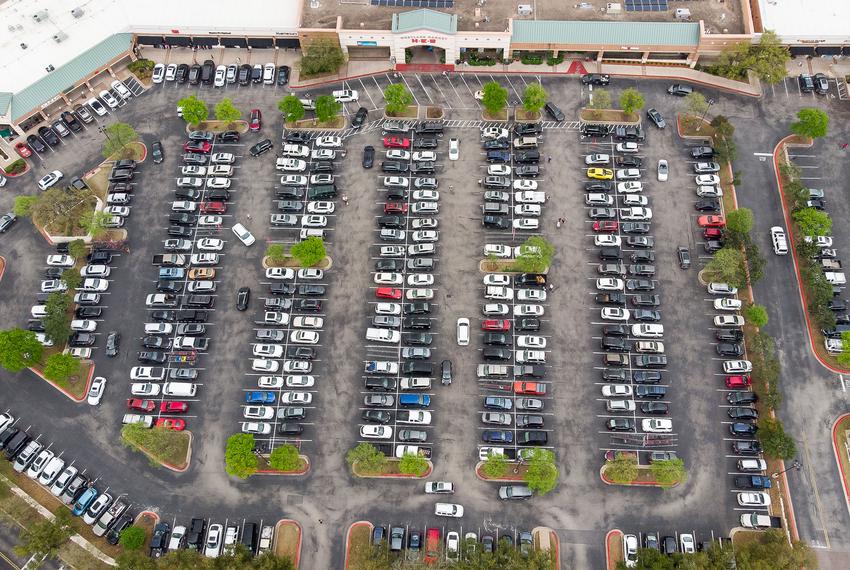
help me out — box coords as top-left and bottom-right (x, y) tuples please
(605, 529), (623, 570)
(275, 519), (302, 569)
(0, 256), (5, 282)
(344, 521), (373, 570)
(475, 463), (525, 481)
(256, 455), (311, 476)
(831, 414), (850, 518)
(27, 362), (92, 403)
(599, 467), (675, 487)
(4, 161), (31, 178)
(353, 461), (433, 478)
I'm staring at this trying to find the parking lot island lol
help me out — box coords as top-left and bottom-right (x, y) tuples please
(256, 454), (311, 476)
(605, 529), (624, 570)
(121, 424), (192, 472)
(345, 521), (374, 570)
(273, 519), (302, 569)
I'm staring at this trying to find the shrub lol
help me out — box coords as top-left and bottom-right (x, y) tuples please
(399, 453), (429, 476)
(482, 453), (508, 478)
(520, 54), (543, 65)
(757, 417), (797, 459)
(4, 159), (26, 175)
(290, 237), (325, 267)
(269, 444), (301, 471)
(744, 304), (769, 328)
(225, 433), (258, 479)
(119, 526), (147, 550)
(346, 443), (386, 473)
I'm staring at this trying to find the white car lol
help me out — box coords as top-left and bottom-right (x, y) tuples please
(252, 359), (280, 373)
(50, 465), (78, 496)
(211, 153), (235, 164)
(624, 534), (638, 568)
(707, 282), (738, 296)
(302, 215), (327, 228)
(315, 135), (343, 148)
(642, 418), (673, 433)
(198, 215), (223, 227)
(488, 164), (511, 176)
(696, 174), (721, 186)
(266, 267), (295, 280)
(513, 179), (538, 191)
(253, 344), (284, 358)
(514, 304), (544, 317)
(165, 64), (178, 81)
(41, 280), (67, 293)
(131, 383), (160, 396)
(517, 289), (546, 302)
(680, 534), (696, 554)
(375, 303), (401, 315)
(111, 80), (132, 100)
(413, 190), (439, 201)
(483, 244), (512, 258)
(37, 170), (64, 191)
(308, 201), (335, 214)
(298, 268), (323, 280)
(232, 223), (255, 246)
(281, 391), (312, 405)
(406, 288), (433, 301)
(596, 278), (624, 291)
(290, 330), (319, 344)
(360, 425), (392, 439)
(87, 97), (108, 116)
(408, 274), (434, 286)
(514, 204), (541, 216)
(207, 178), (231, 189)
(286, 375), (315, 388)
(197, 238), (224, 251)
(449, 138), (459, 161)
(804, 235), (833, 248)
(425, 481), (455, 494)
(483, 274), (511, 286)
(616, 142), (639, 153)
(46, 254), (75, 267)
(293, 316), (323, 329)
(383, 176), (409, 188)
(617, 182), (643, 194)
(723, 360), (753, 374)
(714, 298), (742, 311)
(375, 273), (403, 285)
(513, 218), (539, 230)
(620, 207), (652, 221)
(585, 154), (610, 165)
(86, 376), (106, 406)
(244, 406), (275, 420)
(411, 218), (437, 229)
(152, 63), (165, 83)
(103, 206), (129, 217)
(657, 159), (668, 182)
(602, 384), (633, 397)
(386, 149), (410, 161)
(332, 89), (359, 102)
(99, 90), (120, 109)
(412, 230), (438, 242)
(517, 335), (546, 349)
(209, 165), (233, 177)
(70, 319), (97, 332)
(474, 90), (485, 101)
(697, 185), (722, 198)
(190, 253), (218, 265)
(214, 65), (226, 87)
(737, 492), (771, 507)
(616, 168), (641, 180)
(485, 286), (513, 301)
(714, 315), (744, 327)
(172, 200), (197, 213)
(257, 376), (284, 389)
(601, 307), (630, 321)
(484, 304), (509, 316)
(446, 532), (460, 562)
(280, 175), (307, 186)
(481, 126), (509, 140)
(456, 318), (470, 346)
(241, 422), (271, 435)
(595, 235), (621, 247)
(81, 278), (109, 292)
(622, 195), (648, 207)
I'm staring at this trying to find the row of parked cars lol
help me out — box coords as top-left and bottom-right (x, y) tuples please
(150, 518), (275, 558)
(0, 412), (134, 545)
(152, 60), (290, 87)
(360, 121), (447, 456)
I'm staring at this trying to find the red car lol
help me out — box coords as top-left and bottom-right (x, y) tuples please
(160, 401), (189, 413)
(155, 418), (186, 431)
(698, 215), (725, 228)
(482, 319), (510, 332)
(513, 381), (547, 395)
(199, 201), (227, 214)
(384, 202), (409, 215)
(250, 109), (262, 132)
(703, 227), (724, 240)
(725, 375), (751, 389)
(127, 398), (155, 412)
(184, 140), (212, 154)
(14, 142), (32, 158)
(383, 136), (410, 149)
(593, 220), (619, 233)
(376, 287), (402, 300)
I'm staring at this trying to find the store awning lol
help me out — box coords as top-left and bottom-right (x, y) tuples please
(247, 37), (274, 48)
(276, 38), (300, 49)
(192, 37), (218, 47)
(166, 36), (192, 47)
(816, 46), (842, 56)
(220, 37), (248, 48)
(789, 46), (816, 56)
(136, 35), (164, 46)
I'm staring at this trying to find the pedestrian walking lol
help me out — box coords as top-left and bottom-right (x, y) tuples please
(246, 213), (252, 220)
(547, 155), (552, 163)
(842, 143), (848, 150)
(548, 284), (555, 291)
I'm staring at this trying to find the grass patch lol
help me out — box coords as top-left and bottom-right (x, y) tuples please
(83, 168), (110, 202)
(190, 120), (249, 133)
(106, 141), (146, 162)
(134, 512), (157, 552)
(274, 521), (300, 565)
(351, 458), (427, 477)
(285, 116), (346, 130)
(264, 255), (331, 270)
(479, 259), (546, 273)
(121, 425), (191, 470)
(607, 532), (624, 568)
(515, 109), (540, 122)
(580, 109), (638, 123)
(347, 524), (371, 566)
(425, 106), (443, 119)
(477, 463), (528, 480)
(42, 197), (98, 237)
(731, 530), (766, 547)
(386, 105), (419, 119)
(601, 464), (673, 485)
(834, 416), (850, 496)
(482, 109), (509, 121)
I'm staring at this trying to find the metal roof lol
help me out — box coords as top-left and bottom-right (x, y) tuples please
(392, 9), (457, 35)
(511, 20), (700, 47)
(10, 33), (132, 121)
(0, 93), (11, 116)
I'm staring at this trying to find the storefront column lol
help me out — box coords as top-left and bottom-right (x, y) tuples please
(687, 50), (700, 68)
(641, 51), (650, 63)
(596, 50), (604, 62)
(11, 123), (26, 138)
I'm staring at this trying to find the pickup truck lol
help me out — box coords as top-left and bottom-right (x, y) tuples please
(740, 513), (782, 529)
(734, 475), (772, 490)
(159, 267), (185, 280)
(516, 273), (547, 287)
(395, 445), (432, 459)
(820, 258), (843, 270)
(152, 254), (187, 267)
(397, 410), (432, 425)
(258, 525), (273, 552)
(514, 190), (547, 204)
(364, 361), (398, 375)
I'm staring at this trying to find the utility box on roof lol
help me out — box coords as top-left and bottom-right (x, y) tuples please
(517, 4), (533, 16)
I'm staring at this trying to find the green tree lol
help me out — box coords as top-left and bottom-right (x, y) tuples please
(791, 107), (829, 139)
(177, 95), (209, 126)
(29, 187), (90, 229)
(13, 195), (38, 217)
(649, 458), (687, 488)
(278, 95), (305, 123)
(265, 243), (286, 265)
(618, 547), (675, 569)
(253, 552), (295, 570)
(711, 115), (738, 164)
(725, 207), (753, 236)
(43, 353), (80, 382)
(619, 88), (645, 116)
(605, 452), (637, 484)
(116, 550), (158, 570)
(79, 210), (113, 238)
(744, 304), (769, 328)
(314, 95), (341, 123)
(0, 328), (43, 372)
(513, 236), (555, 273)
(523, 449), (558, 495)
(156, 548), (207, 569)
(290, 236), (326, 267)
(522, 82), (547, 113)
(793, 207), (832, 237)
(269, 444), (300, 471)
(67, 239), (87, 260)
(43, 292), (72, 346)
(589, 88), (612, 111)
(346, 442), (387, 473)
(481, 81), (508, 117)
(119, 525), (147, 550)
(61, 267), (81, 290)
(101, 122), (139, 159)
(214, 98), (241, 123)
(683, 91), (709, 128)
(838, 332), (850, 367)
(757, 417), (797, 459)
(708, 30), (789, 84)
(299, 38), (346, 77)
(703, 247), (748, 288)
(482, 452), (508, 478)
(225, 433), (258, 479)
(398, 452), (429, 476)
(383, 83), (414, 116)
(735, 529), (817, 569)
(745, 241), (767, 285)
(15, 508), (73, 560)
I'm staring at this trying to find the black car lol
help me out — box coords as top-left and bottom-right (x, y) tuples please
(646, 108), (666, 129)
(382, 161), (408, 173)
(585, 181), (613, 192)
(108, 168), (134, 182)
(616, 155), (642, 168)
(514, 123), (541, 136)
(404, 333), (433, 346)
(728, 392), (758, 405)
(631, 294), (660, 307)
(733, 440), (762, 455)
(515, 150), (539, 164)
(69, 333), (96, 347)
(483, 348), (512, 361)
(175, 63), (189, 83)
(404, 302), (430, 315)
(151, 141), (164, 164)
(167, 226), (193, 238)
(695, 199), (721, 212)
(667, 83), (693, 96)
(270, 283), (296, 295)
(704, 241), (724, 254)
(61, 111), (82, 132)
(27, 134), (47, 153)
(544, 102), (565, 122)
(630, 251), (655, 263)
(661, 535), (677, 555)
(362, 410), (392, 424)
(516, 318), (540, 331)
(483, 139), (510, 150)
(640, 402), (669, 415)
(294, 299), (322, 312)
(352, 107), (368, 129)
(813, 73), (829, 95)
(635, 385), (667, 399)
(441, 360), (452, 385)
(482, 215), (510, 229)
(633, 371), (661, 384)
(249, 139), (273, 157)
(729, 422), (757, 437)
(137, 351), (167, 364)
(277, 65), (290, 86)
(403, 317), (431, 330)
(38, 126), (60, 146)
(515, 165), (539, 177)
(798, 74), (815, 93)
(607, 418), (635, 431)
(716, 329), (744, 342)
(106, 513), (134, 545)
(151, 311), (176, 322)
(829, 299), (848, 312)
(375, 259), (401, 272)
(276, 200), (303, 212)
(236, 287), (250, 311)
(621, 222), (650, 234)
(105, 331), (120, 357)
(143, 335), (170, 349)
(27, 320), (45, 332)
(169, 213), (197, 226)
(412, 137), (438, 149)
(201, 60), (215, 84)
(156, 281), (182, 293)
(411, 162), (435, 175)
(75, 306), (102, 319)
(486, 150), (511, 163)
(298, 284), (325, 296)
(311, 161), (334, 173)
(716, 343), (744, 357)
(581, 73), (610, 86)
(633, 310), (661, 322)
(691, 146), (715, 159)
(601, 337), (627, 352)
(149, 522), (171, 558)
(218, 131), (240, 143)
(728, 407), (758, 420)
(286, 346), (315, 360)
(188, 64), (202, 85)
(278, 423), (303, 436)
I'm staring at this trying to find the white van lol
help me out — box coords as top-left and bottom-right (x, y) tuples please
(770, 226), (788, 255)
(737, 459), (767, 472)
(516, 350), (545, 364)
(162, 383), (198, 397)
(825, 272), (846, 286)
(434, 503), (464, 517)
(366, 328), (400, 344)
(131, 367), (165, 381)
(300, 228), (325, 240)
(631, 324), (664, 338)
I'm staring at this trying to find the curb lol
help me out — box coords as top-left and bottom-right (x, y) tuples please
(27, 362), (93, 403)
(274, 519), (302, 569)
(3, 161), (31, 178)
(344, 521), (373, 570)
(474, 462), (526, 482)
(605, 529), (623, 570)
(599, 465), (679, 487)
(255, 454), (311, 476)
(127, 431), (193, 473)
(0, 256), (5, 283)
(531, 526), (560, 569)
(831, 414), (850, 519)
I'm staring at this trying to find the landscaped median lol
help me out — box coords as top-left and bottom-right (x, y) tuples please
(225, 434), (309, 478)
(273, 519), (302, 569)
(599, 452), (686, 488)
(264, 238), (332, 271)
(604, 529), (624, 570)
(347, 443), (432, 478)
(344, 521), (374, 570)
(831, 414), (850, 512)
(121, 423), (192, 472)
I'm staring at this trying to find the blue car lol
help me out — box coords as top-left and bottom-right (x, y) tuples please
(71, 487), (98, 516)
(245, 391), (275, 404)
(482, 430), (513, 444)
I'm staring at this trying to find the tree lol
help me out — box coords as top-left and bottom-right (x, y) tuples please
(703, 247), (747, 288)
(225, 433), (258, 479)
(314, 95), (341, 123)
(683, 91), (709, 121)
(177, 95), (209, 126)
(157, 549), (207, 569)
(214, 98), (241, 123)
(383, 83), (414, 116)
(101, 122), (139, 159)
(619, 88), (644, 116)
(707, 30), (789, 84)
(513, 236), (555, 273)
(649, 458), (687, 488)
(589, 88), (612, 111)
(482, 452), (508, 478)
(43, 292), (72, 345)
(0, 328), (43, 372)
(119, 525), (147, 550)
(744, 304), (769, 328)
(725, 207), (753, 236)
(253, 551), (295, 570)
(30, 187), (90, 229)
(793, 207), (832, 237)
(523, 449), (558, 495)
(735, 529), (816, 569)
(278, 95), (305, 123)
(838, 332), (850, 367)
(269, 444), (300, 471)
(15, 508), (73, 560)
(116, 550), (158, 570)
(265, 243), (286, 265)
(79, 210), (113, 238)
(43, 353), (80, 382)
(522, 82), (547, 113)
(791, 107), (829, 139)
(711, 115), (738, 164)
(68, 239), (87, 260)
(61, 267), (81, 291)
(757, 417), (797, 459)
(299, 38), (346, 77)
(290, 236), (325, 267)
(346, 442), (386, 473)
(481, 81), (508, 117)
(398, 452), (429, 476)
(605, 452), (637, 484)
(13, 195), (38, 217)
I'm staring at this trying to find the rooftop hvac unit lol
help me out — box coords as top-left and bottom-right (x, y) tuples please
(71, 7), (85, 18)
(53, 32), (68, 43)
(675, 8), (691, 20)
(33, 10), (49, 22)
(606, 3), (622, 14)
(517, 4), (532, 16)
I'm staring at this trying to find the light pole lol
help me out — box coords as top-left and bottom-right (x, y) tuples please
(695, 98), (715, 132)
(772, 459), (802, 479)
